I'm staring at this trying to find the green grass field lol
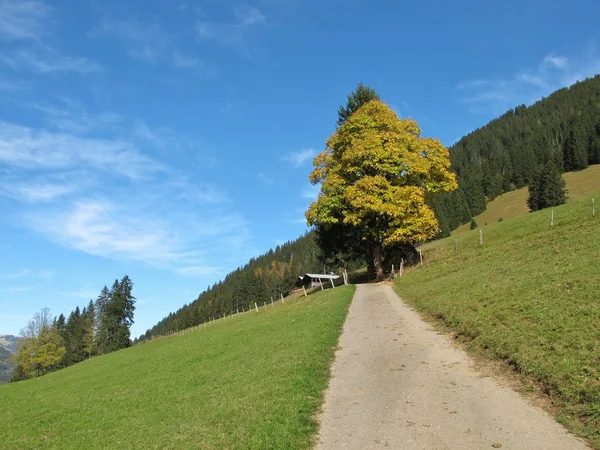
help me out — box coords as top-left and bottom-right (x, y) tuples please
(453, 165), (600, 234)
(0, 286), (355, 450)
(397, 193), (600, 447)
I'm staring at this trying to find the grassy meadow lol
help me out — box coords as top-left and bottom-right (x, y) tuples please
(0, 286), (355, 450)
(453, 164), (600, 234)
(397, 193), (600, 446)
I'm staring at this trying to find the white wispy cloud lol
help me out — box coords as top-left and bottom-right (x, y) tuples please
(544, 55), (569, 69)
(0, 269), (30, 279)
(0, 269), (55, 280)
(0, 121), (162, 179)
(26, 199), (248, 277)
(0, 0), (50, 41)
(0, 78), (29, 90)
(172, 52), (201, 68)
(0, 46), (101, 74)
(93, 17), (206, 71)
(0, 2), (100, 75)
(30, 100), (121, 134)
(195, 4), (267, 54)
(56, 288), (99, 300)
(1, 101), (251, 277)
(281, 148), (317, 167)
(93, 17), (170, 62)
(457, 48), (600, 114)
(2, 182), (74, 202)
(0, 286), (34, 293)
(301, 183), (320, 200)
(257, 172), (275, 186)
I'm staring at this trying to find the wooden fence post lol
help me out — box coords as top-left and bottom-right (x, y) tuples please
(454, 238), (458, 255)
(330, 277), (336, 289)
(479, 229), (483, 246)
(593, 198), (595, 216)
(303, 285), (307, 296)
(255, 302), (259, 312)
(281, 293), (285, 303)
(419, 250), (423, 266)
(551, 209), (554, 227)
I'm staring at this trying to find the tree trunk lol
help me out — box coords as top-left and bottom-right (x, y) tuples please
(366, 243), (376, 278)
(374, 244), (384, 280)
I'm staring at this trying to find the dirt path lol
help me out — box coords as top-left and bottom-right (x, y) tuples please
(315, 284), (589, 450)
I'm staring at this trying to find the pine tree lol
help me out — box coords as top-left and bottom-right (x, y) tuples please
(337, 82), (379, 127)
(64, 307), (85, 365)
(82, 300), (97, 358)
(95, 286), (111, 355)
(470, 218), (478, 230)
(98, 276), (136, 354)
(527, 161), (567, 211)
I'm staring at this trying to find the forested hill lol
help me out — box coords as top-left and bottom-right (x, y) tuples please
(136, 232), (355, 342)
(433, 75), (600, 235)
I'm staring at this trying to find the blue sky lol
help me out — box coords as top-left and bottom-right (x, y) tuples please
(1, 0), (599, 338)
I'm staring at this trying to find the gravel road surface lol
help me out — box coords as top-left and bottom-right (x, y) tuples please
(315, 284), (589, 450)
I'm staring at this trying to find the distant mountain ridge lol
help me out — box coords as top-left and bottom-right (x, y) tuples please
(0, 335), (19, 384)
(0, 335), (20, 353)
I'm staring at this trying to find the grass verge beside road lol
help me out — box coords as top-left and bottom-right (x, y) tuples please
(0, 285), (355, 450)
(396, 194), (600, 447)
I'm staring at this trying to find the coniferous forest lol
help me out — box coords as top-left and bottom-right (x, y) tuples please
(431, 75), (600, 236)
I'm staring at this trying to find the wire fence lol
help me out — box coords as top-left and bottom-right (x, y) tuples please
(135, 274), (352, 346)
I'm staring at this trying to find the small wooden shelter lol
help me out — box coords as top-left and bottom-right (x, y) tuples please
(298, 273), (340, 289)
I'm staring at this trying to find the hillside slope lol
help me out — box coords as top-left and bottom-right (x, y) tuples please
(397, 192), (600, 447)
(0, 287), (354, 449)
(452, 164), (600, 234)
(433, 74), (600, 234)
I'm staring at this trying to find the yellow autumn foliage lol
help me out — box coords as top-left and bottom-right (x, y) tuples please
(306, 100), (457, 246)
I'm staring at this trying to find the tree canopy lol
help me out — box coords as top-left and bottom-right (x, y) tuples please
(307, 100), (457, 278)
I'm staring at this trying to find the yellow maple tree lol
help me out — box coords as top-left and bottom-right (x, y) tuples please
(306, 100), (457, 279)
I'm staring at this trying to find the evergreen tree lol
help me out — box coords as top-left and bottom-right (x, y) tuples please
(64, 307), (85, 365)
(470, 218), (478, 230)
(563, 120), (588, 171)
(337, 82), (379, 127)
(95, 286), (111, 354)
(82, 300), (97, 358)
(98, 276), (136, 354)
(527, 161), (567, 211)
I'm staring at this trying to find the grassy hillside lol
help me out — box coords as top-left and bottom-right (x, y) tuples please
(397, 193), (600, 447)
(0, 286), (355, 450)
(453, 165), (600, 234)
